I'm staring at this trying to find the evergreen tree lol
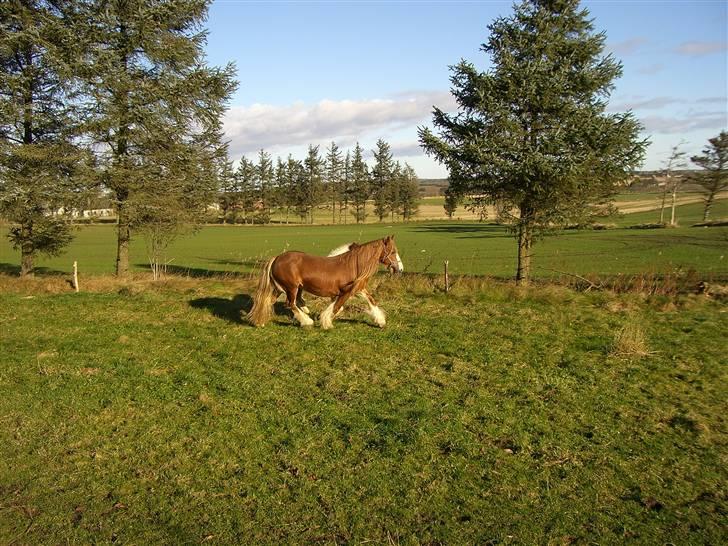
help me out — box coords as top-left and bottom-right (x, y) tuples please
(325, 141), (343, 224)
(79, 0), (236, 275)
(284, 155), (301, 224)
(0, 0), (90, 276)
(303, 144), (323, 223)
(400, 163), (420, 221)
(420, 0), (647, 284)
(443, 186), (459, 219)
(218, 158), (236, 223)
(389, 162), (403, 221)
(690, 131), (728, 222)
(274, 156), (287, 223)
(341, 151), (352, 224)
(235, 156), (256, 224)
(256, 149), (273, 223)
(349, 142), (370, 223)
(371, 139), (394, 221)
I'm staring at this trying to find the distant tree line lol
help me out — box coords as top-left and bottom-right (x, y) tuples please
(218, 139), (420, 225)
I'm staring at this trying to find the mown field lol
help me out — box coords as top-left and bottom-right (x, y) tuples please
(1, 198), (727, 281)
(1, 275), (727, 544)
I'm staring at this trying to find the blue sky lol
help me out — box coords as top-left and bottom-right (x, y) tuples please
(206, 0), (727, 178)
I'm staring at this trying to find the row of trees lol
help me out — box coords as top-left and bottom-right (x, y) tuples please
(219, 139), (419, 225)
(1, 0), (236, 277)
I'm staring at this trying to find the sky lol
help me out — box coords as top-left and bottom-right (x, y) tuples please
(205, 0), (728, 178)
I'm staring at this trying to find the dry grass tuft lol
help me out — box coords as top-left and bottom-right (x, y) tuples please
(610, 321), (652, 358)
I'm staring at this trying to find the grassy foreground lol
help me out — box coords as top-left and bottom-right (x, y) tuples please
(1, 275), (726, 544)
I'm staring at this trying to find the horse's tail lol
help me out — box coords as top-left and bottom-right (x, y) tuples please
(247, 257), (277, 327)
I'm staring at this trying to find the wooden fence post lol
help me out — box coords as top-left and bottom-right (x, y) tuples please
(72, 261), (79, 292)
(444, 260), (450, 293)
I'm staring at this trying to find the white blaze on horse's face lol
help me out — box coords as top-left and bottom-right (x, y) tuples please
(395, 252), (404, 272)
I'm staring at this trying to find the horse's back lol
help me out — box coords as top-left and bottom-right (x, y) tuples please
(272, 250), (350, 296)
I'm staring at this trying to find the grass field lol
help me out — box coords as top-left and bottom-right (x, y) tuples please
(1, 275), (726, 543)
(1, 198), (727, 281)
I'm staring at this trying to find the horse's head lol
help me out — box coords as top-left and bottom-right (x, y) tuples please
(380, 235), (404, 274)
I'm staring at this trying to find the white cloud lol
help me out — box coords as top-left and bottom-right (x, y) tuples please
(674, 41), (728, 56)
(640, 112), (727, 134)
(223, 91), (456, 159)
(608, 37), (648, 55)
(637, 63), (664, 75)
(609, 96), (683, 111)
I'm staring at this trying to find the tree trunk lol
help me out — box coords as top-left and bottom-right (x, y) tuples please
(19, 222), (34, 278)
(670, 182), (678, 226)
(116, 201), (131, 276)
(703, 194), (714, 221)
(659, 183), (668, 223)
(516, 204), (534, 285)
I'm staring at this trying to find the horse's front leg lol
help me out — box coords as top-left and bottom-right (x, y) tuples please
(358, 289), (386, 328)
(320, 289), (356, 330)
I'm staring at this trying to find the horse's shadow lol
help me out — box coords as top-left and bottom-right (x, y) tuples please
(189, 294), (294, 326)
(189, 294), (377, 328)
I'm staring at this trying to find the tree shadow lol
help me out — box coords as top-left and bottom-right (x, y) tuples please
(137, 263), (248, 278)
(0, 263), (69, 276)
(412, 223), (506, 238)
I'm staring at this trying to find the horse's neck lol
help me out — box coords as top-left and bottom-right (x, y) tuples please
(349, 241), (381, 280)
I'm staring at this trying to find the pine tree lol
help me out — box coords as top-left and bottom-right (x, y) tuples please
(325, 141), (343, 224)
(235, 156), (256, 224)
(218, 158), (236, 223)
(256, 149), (274, 223)
(420, 0), (647, 284)
(349, 143), (370, 223)
(443, 186), (459, 219)
(371, 139), (394, 222)
(690, 131), (728, 222)
(0, 0), (90, 276)
(303, 145), (323, 223)
(284, 155), (301, 224)
(274, 156), (287, 223)
(400, 163), (420, 221)
(341, 151), (352, 224)
(79, 0), (236, 275)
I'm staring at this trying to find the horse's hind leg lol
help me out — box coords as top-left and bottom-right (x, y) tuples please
(358, 289), (386, 328)
(296, 291), (309, 315)
(287, 286), (313, 327)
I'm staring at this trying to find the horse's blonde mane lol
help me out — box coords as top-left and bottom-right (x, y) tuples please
(327, 239), (384, 284)
(327, 243), (353, 257)
(350, 240), (383, 284)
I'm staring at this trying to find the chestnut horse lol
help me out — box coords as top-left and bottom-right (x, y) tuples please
(247, 236), (403, 329)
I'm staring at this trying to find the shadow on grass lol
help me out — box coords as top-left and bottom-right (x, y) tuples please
(0, 263), (69, 276)
(137, 264), (250, 278)
(189, 294), (252, 324)
(412, 223), (506, 238)
(189, 294), (296, 326)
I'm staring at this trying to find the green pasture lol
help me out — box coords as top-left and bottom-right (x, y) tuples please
(1, 278), (726, 543)
(1, 199), (726, 280)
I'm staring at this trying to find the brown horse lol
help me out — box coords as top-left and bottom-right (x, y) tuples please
(247, 236), (403, 329)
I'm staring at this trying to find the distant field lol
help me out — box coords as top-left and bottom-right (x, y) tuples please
(1, 198), (726, 280)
